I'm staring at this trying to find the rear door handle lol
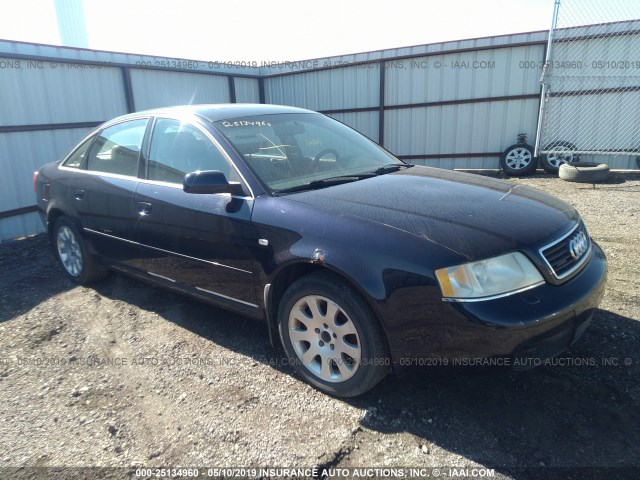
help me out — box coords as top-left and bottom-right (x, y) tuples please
(137, 201), (152, 215)
(74, 189), (85, 200)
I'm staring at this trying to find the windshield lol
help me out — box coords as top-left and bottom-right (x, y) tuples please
(213, 113), (402, 193)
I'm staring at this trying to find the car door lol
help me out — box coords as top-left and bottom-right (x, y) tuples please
(73, 117), (149, 265)
(133, 117), (258, 309)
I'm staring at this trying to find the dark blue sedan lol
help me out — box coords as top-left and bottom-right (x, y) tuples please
(34, 104), (607, 397)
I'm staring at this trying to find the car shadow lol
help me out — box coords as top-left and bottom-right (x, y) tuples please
(349, 308), (640, 477)
(91, 271), (279, 362)
(91, 272), (640, 478)
(0, 234), (78, 323)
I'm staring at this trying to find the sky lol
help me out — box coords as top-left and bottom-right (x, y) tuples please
(1, 0), (559, 62)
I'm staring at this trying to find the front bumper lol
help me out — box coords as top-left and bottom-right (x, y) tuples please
(390, 242), (607, 367)
(441, 242), (607, 364)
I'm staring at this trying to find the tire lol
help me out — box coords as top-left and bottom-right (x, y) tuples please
(52, 216), (108, 284)
(559, 162), (610, 183)
(500, 144), (537, 176)
(541, 141), (580, 174)
(277, 272), (389, 397)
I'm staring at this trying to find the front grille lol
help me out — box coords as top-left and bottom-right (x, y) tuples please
(540, 222), (591, 280)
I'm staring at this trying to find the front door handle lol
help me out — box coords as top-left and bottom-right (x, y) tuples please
(74, 189), (85, 200)
(137, 201), (152, 215)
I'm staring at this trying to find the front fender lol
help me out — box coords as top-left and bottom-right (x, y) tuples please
(251, 195), (464, 361)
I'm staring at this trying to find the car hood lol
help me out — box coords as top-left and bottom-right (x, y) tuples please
(284, 166), (579, 260)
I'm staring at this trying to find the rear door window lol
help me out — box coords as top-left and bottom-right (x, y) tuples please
(85, 119), (148, 177)
(62, 134), (96, 168)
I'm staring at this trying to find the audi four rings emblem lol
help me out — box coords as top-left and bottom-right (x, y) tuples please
(569, 231), (588, 260)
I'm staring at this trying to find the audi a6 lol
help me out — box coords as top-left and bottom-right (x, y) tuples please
(34, 104), (607, 397)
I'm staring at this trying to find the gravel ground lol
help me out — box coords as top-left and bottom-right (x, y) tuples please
(0, 172), (639, 480)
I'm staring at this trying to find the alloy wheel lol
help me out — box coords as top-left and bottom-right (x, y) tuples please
(505, 147), (533, 170)
(288, 295), (361, 383)
(56, 226), (83, 277)
(545, 151), (574, 169)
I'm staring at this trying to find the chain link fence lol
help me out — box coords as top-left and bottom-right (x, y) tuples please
(536, 0), (640, 166)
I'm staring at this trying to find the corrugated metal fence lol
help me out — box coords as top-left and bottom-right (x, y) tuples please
(0, 42), (261, 241)
(1, 25), (638, 241)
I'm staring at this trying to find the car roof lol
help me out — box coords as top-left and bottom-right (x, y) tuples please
(113, 104), (316, 124)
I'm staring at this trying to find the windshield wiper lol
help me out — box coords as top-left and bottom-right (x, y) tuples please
(273, 164), (413, 195)
(372, 163), (414, 175)
(274, 174), (375, 195)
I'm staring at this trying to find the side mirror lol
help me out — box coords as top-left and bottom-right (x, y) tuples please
(183, 170), (244, 195)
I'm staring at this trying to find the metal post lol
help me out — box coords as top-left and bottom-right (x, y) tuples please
(258, 78), (266, 104)
(378, 60), (385, 146)
(228, 76), (237, 103)
(534, 0), (561, 157)
(121, 67), (135, 113)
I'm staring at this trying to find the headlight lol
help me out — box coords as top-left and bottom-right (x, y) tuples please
(435, 252), (544, 301)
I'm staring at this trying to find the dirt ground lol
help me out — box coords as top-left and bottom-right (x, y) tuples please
(1, 172), (639, 480)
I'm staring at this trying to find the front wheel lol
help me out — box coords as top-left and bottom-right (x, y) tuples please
(53, 216), (108, 284)
(500, 143), (537, 176)
(277, 272), (389, 397)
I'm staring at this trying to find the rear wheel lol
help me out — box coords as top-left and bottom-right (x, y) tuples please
(278, 272), (389, 397)
(53, 216), (108, 284)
